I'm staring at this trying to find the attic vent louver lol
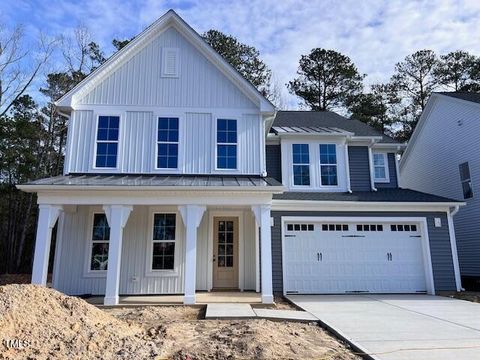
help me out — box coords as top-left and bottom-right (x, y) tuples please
(162, 48), (179, 77)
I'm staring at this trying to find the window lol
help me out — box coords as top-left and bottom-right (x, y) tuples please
(356, 224), (384, 232)
(319, 144), (338, 186)
(321, 224), (349, 231)
(90, 214), (110, 271)
(162, 48), (179, 77)
(391, 224), (417, 232)
(287, 223), (315, 231)
(152, 214), (176, 270)
(459, 162), (474, 199)
(373, 153), (389, 182)
(217, 119), (237, 169)
(95, 116), (119, 168)
(292, 144), (310, 185)
(157, 117), (179, 169)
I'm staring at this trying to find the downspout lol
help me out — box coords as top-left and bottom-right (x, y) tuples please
(368, 140), (377, 191)
(395, 145), (402, 188)
(447, 205), (463, 291)
(344, 139), (352, 193)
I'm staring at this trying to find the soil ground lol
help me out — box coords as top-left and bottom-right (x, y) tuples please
(448, 291), (480, 303)
(0, 284), (360, 360)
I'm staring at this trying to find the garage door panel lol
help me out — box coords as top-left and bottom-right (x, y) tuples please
(284, 221), (427, 294)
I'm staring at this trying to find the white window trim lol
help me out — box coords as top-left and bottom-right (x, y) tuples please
(281, 138), (347, 192)
(319, 143), (339, 188)
(145, 208), (181, 277)
(154, 116), (181, 171)
(373, 152), (390, 183)
(161, 47), (179, 78)
(214, 117), (239, 172)
(291, 143), (311, 188)
(92, 113), (122, 171)
(84, 208), (108, 278)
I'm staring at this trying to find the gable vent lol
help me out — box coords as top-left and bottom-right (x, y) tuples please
(162, 48), (179, 77)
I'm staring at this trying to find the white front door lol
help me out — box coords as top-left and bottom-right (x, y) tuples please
(284, 221), (427, 294)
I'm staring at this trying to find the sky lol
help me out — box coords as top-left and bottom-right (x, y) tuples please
(1, 0), (480, 108)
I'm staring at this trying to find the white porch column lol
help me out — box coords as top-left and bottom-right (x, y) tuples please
(179, 205), (206, 305)
(103, 205), (132, 306)
(252, 204), (273, 304)
(32, 205), (63, 285)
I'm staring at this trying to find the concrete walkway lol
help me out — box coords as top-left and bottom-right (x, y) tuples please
(205, 303), (317, 321)
(287, 294), (480, 360)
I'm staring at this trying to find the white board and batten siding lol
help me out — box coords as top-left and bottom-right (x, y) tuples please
(401, 95), (480, 276)
(64, 26), (264, 175)
(54, 206), (257, 295)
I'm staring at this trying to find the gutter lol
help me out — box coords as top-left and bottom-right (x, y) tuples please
(16, 184), (286, 193)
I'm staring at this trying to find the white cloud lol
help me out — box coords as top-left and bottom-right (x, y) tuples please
(2, 0), (480, 108)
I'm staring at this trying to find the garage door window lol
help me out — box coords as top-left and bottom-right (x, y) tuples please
(287, 223), (314, 231)
(391, 224), (417, 232)
(322, 224), (349, 231)
(357, 224), (383, 231)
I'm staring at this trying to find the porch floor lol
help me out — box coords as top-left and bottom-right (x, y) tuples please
(85, 291), (262, 306)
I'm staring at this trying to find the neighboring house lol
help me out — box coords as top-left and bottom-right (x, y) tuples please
(19, 10), (463, 306)
(400, 92), (480, 290)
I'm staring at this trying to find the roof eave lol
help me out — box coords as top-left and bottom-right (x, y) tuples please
(16, 184), (286, 193)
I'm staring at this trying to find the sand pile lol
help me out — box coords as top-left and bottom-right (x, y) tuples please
(0, 284), (160, 359)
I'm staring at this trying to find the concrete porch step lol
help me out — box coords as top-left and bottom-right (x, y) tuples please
(205, 303), (256, 319)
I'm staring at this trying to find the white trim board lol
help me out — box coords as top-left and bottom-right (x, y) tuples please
(280, 216), (436, 296)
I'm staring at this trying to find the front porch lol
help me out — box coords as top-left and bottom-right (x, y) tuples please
(21, 177), (282, 306)
(86, 291), (262, 306)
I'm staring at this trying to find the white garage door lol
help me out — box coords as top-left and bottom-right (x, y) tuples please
(284, 221), (427, 294)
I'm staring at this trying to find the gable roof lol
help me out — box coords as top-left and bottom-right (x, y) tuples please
(56, 9), (274, 114)
(400, 92), (480, 168)
(271, 111), (398, 143)
(436, 91), (480, 104)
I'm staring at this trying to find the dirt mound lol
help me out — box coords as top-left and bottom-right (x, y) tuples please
(0, 284), (160, 359)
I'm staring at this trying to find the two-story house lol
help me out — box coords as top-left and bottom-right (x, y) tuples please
(19, 10), (463, 306)
(401, 92), (480, 290)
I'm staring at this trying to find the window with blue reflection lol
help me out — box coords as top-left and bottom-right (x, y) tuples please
(292, 144), (310, 185)
(320, 144), (338, 186)
(95, 116), (119, 168)
(157, 117), (179, 169)
(217, 119), (237, 169)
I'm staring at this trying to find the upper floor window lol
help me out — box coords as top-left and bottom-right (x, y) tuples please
(157, 117), (179, 169)
(292, 144), (310, 185)
(459, 162), (474, 199)
(217, 119), (237, 169)
(95, 116), (119, 168)
(90, 213), (110, 271)
(373, 153), (389, 182)
(319, 144), (337, 186)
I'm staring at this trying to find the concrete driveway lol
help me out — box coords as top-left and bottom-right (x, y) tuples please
(287, 294), (480, 360)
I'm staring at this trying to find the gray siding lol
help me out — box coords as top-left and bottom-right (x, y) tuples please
(348, 146), (371, 191)
(376, 153), (399, 188)
(266, 145), (282, 182)
(270, 211), (456, 294)
(400, 96), (480, 277)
